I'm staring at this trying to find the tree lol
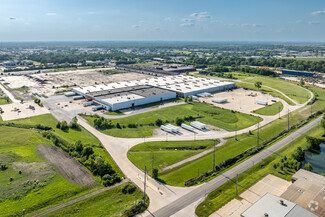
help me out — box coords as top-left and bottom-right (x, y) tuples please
(155, 119), (163, 126)
(60, 121), (69, 132)
(300, 78), (305, 86)
(75, 140), (83, 154)
(304, 162), (313, 171)
(321, 114), (325, 129)
(152, 168), (158, 179)
(175, 117), (184, 126)
(82, 146), (94, 159)
(255, 81), (262, 89)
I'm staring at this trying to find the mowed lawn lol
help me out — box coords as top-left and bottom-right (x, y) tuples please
(0, 126), (86, 216)
(195, 124), (324, 217)
(84, 102), (262, 138)
(253, 101), (283, 116)
(245, 77), (311, 104)
(46, 182), (145, 217)
(128, 140), (219, 174)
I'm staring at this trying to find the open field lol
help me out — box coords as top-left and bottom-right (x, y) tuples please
(83, 102), (262, 138)
(157, 85), (325, 186)
(0, 113), (124, 178)
(244, 77), (311, 104)
(0, 97), (11, 105)
(0, 126), (87, 216)
(128, 140), (219, 174)
(236, 82), (295, 105)
(282, 57), (325, 62)
(38, 144), (96, 187)
(195, 123), (324, 217)
(253, 101), (283, 116)
(45, 182), (146, 217)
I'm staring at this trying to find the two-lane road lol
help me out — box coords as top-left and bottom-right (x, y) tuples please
(151, 116), (322, 217)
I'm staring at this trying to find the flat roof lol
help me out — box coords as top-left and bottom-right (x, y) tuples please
(281, 169), (325, 217)
(241, 193), (316, 217)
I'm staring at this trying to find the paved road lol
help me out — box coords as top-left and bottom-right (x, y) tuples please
(151, 116), (322, 217)
(32, 179), (129, 217)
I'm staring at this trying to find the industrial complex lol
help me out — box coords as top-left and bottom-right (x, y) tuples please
(115, 64), (196, 76)
(71, 75), (235, 111)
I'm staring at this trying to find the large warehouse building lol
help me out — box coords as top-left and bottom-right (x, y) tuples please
(71, 75), (235, 111)
(116, 64), (196, 76)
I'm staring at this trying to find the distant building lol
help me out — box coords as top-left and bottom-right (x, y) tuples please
(116, 64), (196, 76)
(282, 69), (315, 77)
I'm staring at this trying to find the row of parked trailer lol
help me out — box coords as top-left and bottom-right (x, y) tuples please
(161, 121), (207, 134)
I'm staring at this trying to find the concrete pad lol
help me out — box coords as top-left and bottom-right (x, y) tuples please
(0, 101), (49, 121)
(211, 174), (291, 217)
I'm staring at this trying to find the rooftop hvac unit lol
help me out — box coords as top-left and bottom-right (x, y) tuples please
(181, 123), (194, 132)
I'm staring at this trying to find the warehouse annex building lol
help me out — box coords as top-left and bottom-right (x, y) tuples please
(71, 75), (235, 111)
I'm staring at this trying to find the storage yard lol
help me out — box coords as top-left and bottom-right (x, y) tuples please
(0, 69), (152, 97)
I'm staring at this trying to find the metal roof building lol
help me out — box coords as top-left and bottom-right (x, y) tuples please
(241, 193), (317, 217)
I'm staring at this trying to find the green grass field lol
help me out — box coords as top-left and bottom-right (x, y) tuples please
(46, 182), (145, 217)
(253, 102), (283, 116)
(128, 140), (219, 174)
(244, 77), (311, 104)
(0, 126), (88, 216)
(195, 124), (324, 217)
(0, 114), (126, 216)
(154, 85), (325, 186)
(282, 57), (325, 62)
(83, 102), (262, 138)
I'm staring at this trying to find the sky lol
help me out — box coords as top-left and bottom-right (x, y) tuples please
(1, 0), (325, 42)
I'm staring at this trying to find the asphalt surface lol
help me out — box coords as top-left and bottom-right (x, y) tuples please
(151, 116), (322, 217)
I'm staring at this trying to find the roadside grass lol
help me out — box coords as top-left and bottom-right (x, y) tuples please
(282, 57), (325, 62)
(45, 182), (145, 217)
(104, 111), (125, 116)
(195, 124), (324, 217)
(156, 85), (325, 186)
(83, 102), (262, 138)
(128, 140), (219, 174)
(244, 77), (311, 104)
(235, 82), (295, 105)
(0, 126), (87, 216)
(253, 101), (283, 116)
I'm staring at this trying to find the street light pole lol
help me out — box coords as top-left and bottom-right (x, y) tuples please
(144, 166), (147, 204)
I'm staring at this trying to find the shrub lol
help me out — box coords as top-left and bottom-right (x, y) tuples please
(124, 201), (147, 217)
(152, 168), (159, 179)
(155, 119), (163, 126)
(122, 184), (137, 194)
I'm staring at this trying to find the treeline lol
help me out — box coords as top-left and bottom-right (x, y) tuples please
(41, 132), (121, 186)
(184, 56), (325, 73)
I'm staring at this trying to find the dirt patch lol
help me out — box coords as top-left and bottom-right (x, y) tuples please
(37, 144), (96, 187)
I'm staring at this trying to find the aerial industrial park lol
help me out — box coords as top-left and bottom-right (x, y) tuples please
(1, 1), (325, 217)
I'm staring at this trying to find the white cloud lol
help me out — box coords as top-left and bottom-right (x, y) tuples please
(46, 12), (57, 16)
(190, 11), (210, 21)
(311, 10), (325, 15)
(164, 17), (173, 22)
(132, 24), (140, 29)
(180, 22), (195, 27)
(241, 23), (264, 28)
(308, 21), (320, 25)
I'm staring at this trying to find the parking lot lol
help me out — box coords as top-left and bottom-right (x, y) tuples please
(199, 88), (278, 114)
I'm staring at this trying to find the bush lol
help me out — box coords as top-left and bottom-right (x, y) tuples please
(122, 184), (137, 194)
(152, 168), (158, 179)
(102, 174), (121, 187)
(124, 201), (147, 217)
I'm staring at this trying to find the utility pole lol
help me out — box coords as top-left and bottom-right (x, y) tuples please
(151, 155), (154, 172)
(23, 209), (25, 217)
(287, 109), (290, 131)
(213, 140), (216, 171)
(236, 174), (238, 196)
(257, 122), (260, 146)
(235, 124), (237, 140)
(144, 166), (147, 204)
(310, 104), (312, 116)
